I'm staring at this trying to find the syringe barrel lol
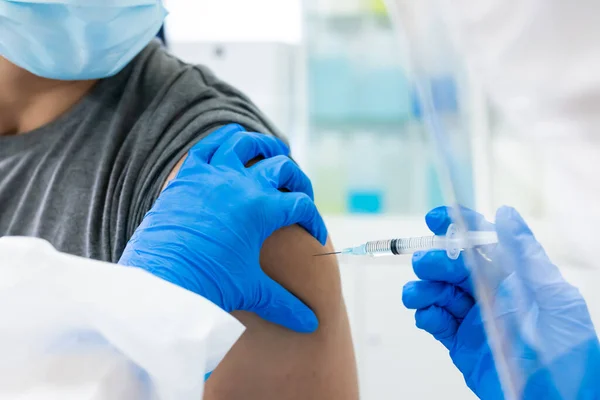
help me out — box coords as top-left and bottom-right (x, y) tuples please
(363, 236), (440, 256)
(391, 236), (438, 254)
(363, 239), (397, 256)
(359, 225), (498, 258)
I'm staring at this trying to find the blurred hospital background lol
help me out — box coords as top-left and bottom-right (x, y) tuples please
(162, 0), (599, 398)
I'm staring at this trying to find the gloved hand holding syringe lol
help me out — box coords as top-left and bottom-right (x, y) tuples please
(315, 224), (498, 259)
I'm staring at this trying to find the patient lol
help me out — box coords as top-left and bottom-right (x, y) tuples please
(0, 38), (358, 400)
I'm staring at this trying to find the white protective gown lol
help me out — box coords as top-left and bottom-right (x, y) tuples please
(0, 237), (244, 400)
(388, 0), (600, 268)
(438, 0), (600, 267)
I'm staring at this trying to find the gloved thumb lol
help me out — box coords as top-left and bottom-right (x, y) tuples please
(495, 206), (567, 304)
(253, 278), (319, 334)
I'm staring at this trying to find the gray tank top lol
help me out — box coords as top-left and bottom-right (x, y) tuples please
(0, 40), (278, 262)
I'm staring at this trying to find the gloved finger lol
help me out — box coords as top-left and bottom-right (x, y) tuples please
(178, 124), (246, 178)
(210, 132), (290, 170)
(412, 250), (474, 295)
(403, 281), (474, 319)
(272, 193), (328, 246)
(254, 277), (318, 333)
(425, 205), (495, 236)
(415, 306), (457, 350)
(495, 206), (572, 306)
(250, 155), (314, 200)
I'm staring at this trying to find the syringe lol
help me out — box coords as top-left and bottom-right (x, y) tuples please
(317, 224), (498, 259)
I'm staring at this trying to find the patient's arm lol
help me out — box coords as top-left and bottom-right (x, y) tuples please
(206, 231), (358, 400)
(162, 156), (359, 400)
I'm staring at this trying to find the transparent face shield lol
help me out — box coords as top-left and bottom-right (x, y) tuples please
(384, 0), (600, 397)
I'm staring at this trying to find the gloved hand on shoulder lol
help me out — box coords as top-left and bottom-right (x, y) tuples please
(120, 124), (327, 334)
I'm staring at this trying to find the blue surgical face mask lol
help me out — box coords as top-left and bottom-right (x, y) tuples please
(0, 0), (168, 80)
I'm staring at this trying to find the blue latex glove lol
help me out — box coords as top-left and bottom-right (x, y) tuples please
(119, 124), (328, 333)
(402, 206), (600, 399)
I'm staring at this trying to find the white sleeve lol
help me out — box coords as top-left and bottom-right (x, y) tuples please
(0, 236), (245, 400)
(440, 0), (600, 141)
(438, 0), (600, 266)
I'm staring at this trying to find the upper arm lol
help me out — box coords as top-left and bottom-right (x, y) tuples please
(162, 155), (358, 400)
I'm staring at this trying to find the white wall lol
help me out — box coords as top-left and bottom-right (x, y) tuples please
(163, 0), (302, 44)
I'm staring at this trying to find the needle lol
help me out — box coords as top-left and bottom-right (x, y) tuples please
(313, 252), (341, 257)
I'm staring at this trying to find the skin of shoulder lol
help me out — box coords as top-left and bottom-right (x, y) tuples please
(161, 155), (359, 400)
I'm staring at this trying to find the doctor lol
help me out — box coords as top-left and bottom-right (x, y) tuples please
(390, 0), (600, 397)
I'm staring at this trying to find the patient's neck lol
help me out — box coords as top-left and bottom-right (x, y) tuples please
(0, 56), (97, 136)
